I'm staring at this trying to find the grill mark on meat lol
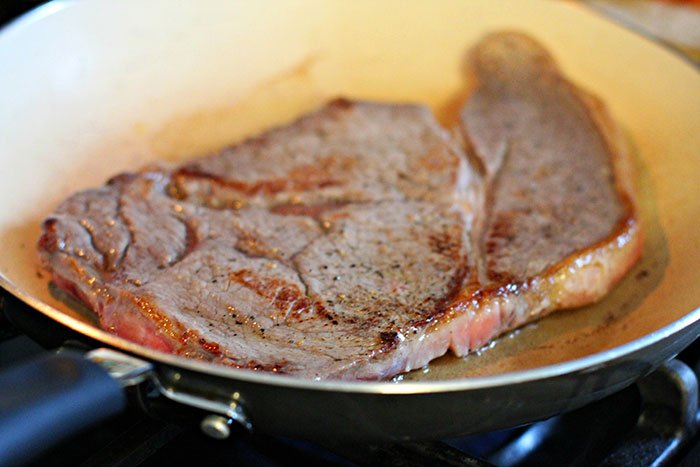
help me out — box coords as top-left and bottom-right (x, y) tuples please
(178, 329), (223, 357)
(106, 172), (138, 187)
(131, 295), (181, 340)
(38, 218), (60, 254)
(233, 233), (280, 259)
(233, 234), (281, 261)
(225, 212), (323, 265)
(199, 338), (221, 356)
(428, 230), (462, 256)
(378, 331), (400, 352)
(402, 257), (471, 332)
(173, 160), (345, 198)
(330, 96), (354, 111)
(228, 269), (333, 324)
(130, 295), (235, 360)
(418, 145), (449, 171)
(270, 201), (350, 218)
(219, 358), (290, 373)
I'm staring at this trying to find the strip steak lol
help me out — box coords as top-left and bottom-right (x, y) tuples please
(38, 33), (642, 380)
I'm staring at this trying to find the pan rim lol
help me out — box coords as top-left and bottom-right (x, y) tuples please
(3, 273), (700, 394)
(2, 0), (699, 395)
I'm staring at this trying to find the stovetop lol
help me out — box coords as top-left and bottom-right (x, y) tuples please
(2, 289), (700, 467)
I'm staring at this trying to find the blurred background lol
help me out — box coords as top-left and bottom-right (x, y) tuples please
(586, 0), (700, 62)
(2, 1), (699, 63)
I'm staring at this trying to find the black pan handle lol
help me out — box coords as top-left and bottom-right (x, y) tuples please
(0, 351), (126, 467)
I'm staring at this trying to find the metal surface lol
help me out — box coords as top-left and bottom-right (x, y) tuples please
(7, 306), (700, 466)
(152, 375), (252, 434)
(0, 0), (699, 441)
(87, 348), (154, 388)
(143, 320), (700, 441)
(200, 415), (232, 440)
(602, 359), (699, 465)
(87, 346), (253, 434)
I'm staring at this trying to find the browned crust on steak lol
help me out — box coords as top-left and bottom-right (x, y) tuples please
(167, 98), (473, 209)
(335, 33), (643, 376)
(437, 31), (643, 352)
(37, 33), (642, 380)
(38, 101), (475, 379)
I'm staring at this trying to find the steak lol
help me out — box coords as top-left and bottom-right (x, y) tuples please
(38, 33), (642, 380)
(456, 32), (642, 325)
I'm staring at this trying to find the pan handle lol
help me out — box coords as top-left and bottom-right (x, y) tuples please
(0, 351), (133, 467)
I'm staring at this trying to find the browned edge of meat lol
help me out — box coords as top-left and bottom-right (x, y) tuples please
(428, 31), (644, 357)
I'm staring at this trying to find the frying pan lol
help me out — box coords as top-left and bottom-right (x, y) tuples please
(1, 0), (699, 464)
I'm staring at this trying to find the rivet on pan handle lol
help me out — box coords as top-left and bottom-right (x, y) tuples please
(152, 375), (253, 434)
(87, 348), (253, 435)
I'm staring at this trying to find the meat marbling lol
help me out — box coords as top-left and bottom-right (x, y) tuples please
(38, 33), (642, 380)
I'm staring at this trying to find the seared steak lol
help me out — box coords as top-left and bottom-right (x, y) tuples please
(39, 101), (475, 379)
(451, 32), (642, 345)
(38, 33), (642, 380)
(169, 99), (476, 210)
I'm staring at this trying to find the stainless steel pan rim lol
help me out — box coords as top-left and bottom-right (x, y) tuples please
(4, 273), (699, 394)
